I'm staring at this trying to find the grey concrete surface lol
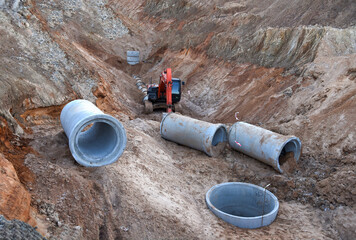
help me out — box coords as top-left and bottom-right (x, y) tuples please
(228, 122), (302, 173)
(127, 51), (140, 65)
(160, 113), (227, 157)
(60, 99), (127, 167)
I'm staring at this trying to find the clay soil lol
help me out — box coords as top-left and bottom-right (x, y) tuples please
(280, 152), (298, 174)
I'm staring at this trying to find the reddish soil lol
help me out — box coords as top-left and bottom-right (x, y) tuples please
(0, 117), (35, 185)
(0, 154), (33, 224)
(280, 152), (298, 174)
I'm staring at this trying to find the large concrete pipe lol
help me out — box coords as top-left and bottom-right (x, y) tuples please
(206, 182), (279, 228)
(60, 100), (127, 167)
(228, 122), (302, 173)
(160, 113), (227, 157)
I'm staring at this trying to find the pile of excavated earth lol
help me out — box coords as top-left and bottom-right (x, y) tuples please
(0, 0), (355, 239)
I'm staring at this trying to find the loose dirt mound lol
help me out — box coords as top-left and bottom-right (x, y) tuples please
(280, 152), (297, 174)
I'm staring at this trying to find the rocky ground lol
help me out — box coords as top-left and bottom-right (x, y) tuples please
(0, 0), (355, 239)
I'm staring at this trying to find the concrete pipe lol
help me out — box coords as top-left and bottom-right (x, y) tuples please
(206, 182), (279, 229)
(160, 113), (227, 157)
(134, 76), (148, 96)
(60, 100), (127, 167)
(228, 122), (302, 173)
(127, 51), (139, 65)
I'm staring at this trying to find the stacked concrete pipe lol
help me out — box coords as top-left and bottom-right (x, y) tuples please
(60, 99), (127, 167)
(228, 122), (302, 173)
(160, 113), (228, 157)
(127, 51), (140, 65)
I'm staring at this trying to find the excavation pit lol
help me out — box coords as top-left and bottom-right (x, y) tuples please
(206, 182), (279, 229)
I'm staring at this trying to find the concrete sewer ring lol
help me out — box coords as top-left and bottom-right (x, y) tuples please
(206, 182), (279, 229)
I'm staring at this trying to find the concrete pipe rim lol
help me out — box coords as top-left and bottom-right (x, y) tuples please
(203, 124), (228, 157)
(159, 112), (173, 136)
(228, 121), (244, 136)
(206, 182), (279, 228)
(211, 125), (228, 146)
(275, 137), (302, 173)
(69, 114), (127, 167)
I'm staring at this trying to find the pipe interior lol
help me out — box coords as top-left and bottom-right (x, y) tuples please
(212, 127), (227, 146)
(278, 140), (298, 165)
(77, 122), (117, 160)
(209, 184), (276, 217)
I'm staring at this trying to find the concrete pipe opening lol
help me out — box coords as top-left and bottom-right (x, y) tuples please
(277, 138), (302, 173)
(61, 100), (127, 167)
(212, 126), (226, 146)
(206, 182), (279, 229)
(77, 121), (118, 160)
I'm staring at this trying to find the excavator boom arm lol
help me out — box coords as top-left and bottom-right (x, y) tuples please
(157, 68), (173, 112)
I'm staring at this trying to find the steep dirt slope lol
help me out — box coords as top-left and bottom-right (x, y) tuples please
(0, 0), (154, 135)
(0, 154), (34, 224)
(144, 0), (356, 68)
(0, 0), (355, 239)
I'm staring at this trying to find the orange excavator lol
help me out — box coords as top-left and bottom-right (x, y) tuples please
(144, 68), (184, 113)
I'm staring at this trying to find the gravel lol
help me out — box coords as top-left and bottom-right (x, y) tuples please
(0, 215), (46, 240)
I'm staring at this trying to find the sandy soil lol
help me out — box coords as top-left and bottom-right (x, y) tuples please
(13, 106), (354, 239)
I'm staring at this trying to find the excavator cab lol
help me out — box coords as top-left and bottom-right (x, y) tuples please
(144, 69), (183, 113)
(171, 78), (182, 103)
(147, 79), (181, 103)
